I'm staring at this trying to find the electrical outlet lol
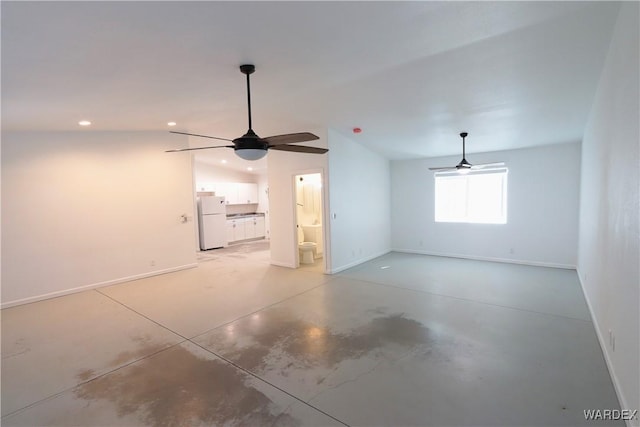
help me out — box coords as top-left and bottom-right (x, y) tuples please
(150, 260), (156, 267)
(509, 248), (515, 254)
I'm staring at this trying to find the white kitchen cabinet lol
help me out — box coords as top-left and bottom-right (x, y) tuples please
(244, 216), (265, 239)
(196, 182), (216, 192)
(244, 218), (256, 239)
(226, 216), (265, 243)
(226, 221), (235, 243)
(213, 182), (258, 205)
(255, 217), (265, 237)
(235, 220), (246, 240)
(216, 183), (239, 204)
(237, 183), (259, 204)
(226, 218), (246, 242)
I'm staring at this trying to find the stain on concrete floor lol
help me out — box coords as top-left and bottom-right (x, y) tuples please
(205, 309), (466, 374)
(75, 344), (299, 427)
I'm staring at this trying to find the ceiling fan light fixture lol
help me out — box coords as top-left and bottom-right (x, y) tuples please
(235, 148), (267, 161)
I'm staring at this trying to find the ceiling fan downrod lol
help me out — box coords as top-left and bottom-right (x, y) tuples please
(460, 132), (468, 161)
(240, 64), (255, 132)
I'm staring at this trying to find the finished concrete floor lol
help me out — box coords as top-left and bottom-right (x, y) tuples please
(1, 243), (622, 426)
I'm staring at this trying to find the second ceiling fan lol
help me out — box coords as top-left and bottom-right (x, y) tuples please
(167, 64), (327, 160)
(429, 132), (503, 173)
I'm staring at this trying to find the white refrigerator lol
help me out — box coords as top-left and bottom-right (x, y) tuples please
(198, 196), (227, 250)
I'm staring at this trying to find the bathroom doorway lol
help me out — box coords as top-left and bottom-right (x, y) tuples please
(294, 172), (325, 271)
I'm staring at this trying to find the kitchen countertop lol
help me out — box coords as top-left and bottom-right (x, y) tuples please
(226, 213), (265, 219)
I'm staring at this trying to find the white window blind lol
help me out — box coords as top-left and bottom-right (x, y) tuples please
(434, 168), (508, 224)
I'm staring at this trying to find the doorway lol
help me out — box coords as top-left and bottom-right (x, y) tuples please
(294, 172), (325, 271)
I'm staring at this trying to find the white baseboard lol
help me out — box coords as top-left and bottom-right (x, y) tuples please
(329, 249), (391, 274)
(392, 248), (576, 270)
(270, 260), (296, 269)
(576, 269), (635, 427)
(1, 263), (198, 309)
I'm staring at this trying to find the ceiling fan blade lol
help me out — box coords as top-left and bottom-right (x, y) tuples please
(170, 131), (233, 142)
(263, 132), (319, 146)
(269, 144), (328, 154)
(428, 166), (457, 171)
(165, 145), (234, 153)
(470, 162), (505, 169)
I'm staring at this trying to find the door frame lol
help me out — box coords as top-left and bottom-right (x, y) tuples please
(291, 168), (329, 272)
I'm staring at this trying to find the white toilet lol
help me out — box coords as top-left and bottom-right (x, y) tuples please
(298, 227), (317, 264)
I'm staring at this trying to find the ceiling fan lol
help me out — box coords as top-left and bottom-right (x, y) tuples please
(166, 64), (328, 160)
(429, 132), (504, 174)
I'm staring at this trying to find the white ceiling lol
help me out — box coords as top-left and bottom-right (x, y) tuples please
(2, 1), (620, 173)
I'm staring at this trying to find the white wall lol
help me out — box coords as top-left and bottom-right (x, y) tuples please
(267, 129), (329, 268)
(1, 131), (197, 307)
(391, 143), (581, 268)
(327, 129), (391, 273)
(577, 2), (639, 417)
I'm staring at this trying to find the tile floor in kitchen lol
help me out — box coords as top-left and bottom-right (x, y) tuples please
(1, 242), (623, 426)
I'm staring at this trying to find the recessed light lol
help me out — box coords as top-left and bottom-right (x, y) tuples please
(221, 160), (227, 164)
(247, 167), (253, 171)
(78, 120), (91, 126)
(167, 121), (177, 126)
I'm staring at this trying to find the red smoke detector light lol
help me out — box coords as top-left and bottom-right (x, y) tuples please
(353, 127), (362, 134)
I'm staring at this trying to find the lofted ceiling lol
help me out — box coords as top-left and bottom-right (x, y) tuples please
(1, 1), (620, 173)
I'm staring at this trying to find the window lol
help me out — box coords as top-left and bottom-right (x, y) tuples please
(434, 168), (508, 224)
